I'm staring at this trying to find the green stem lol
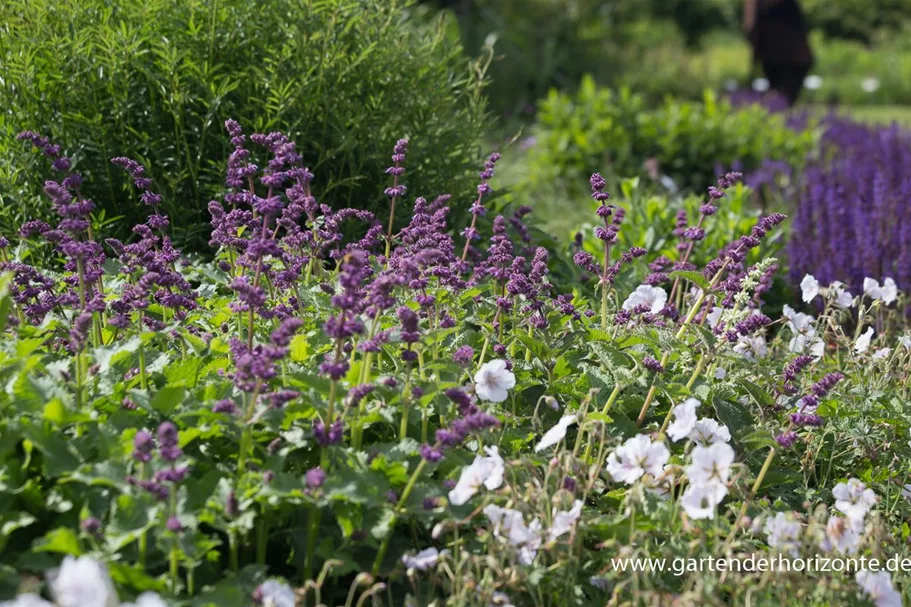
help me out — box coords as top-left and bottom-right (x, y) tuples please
(637, 262), (730, 426)
(601, 384), (621, 415)
(137, 312), (148, 390)
(372, 459), (427, 575)
(229, 529), (239, 572)
(169, 493), (179, 592)
(256, 510), (268, 565)
(304, 506), (322, 582)
(658, 354), (706, 439)
(724, 444), (778, 549)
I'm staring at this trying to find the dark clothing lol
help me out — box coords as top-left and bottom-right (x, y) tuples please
(750, 0), (813, 104)
(762, 61), (811, 105)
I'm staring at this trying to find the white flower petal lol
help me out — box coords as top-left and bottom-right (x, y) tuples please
(49, 556), (119, 607)
(0, 596), (55, 607)
(856, 570), (902, 607)
(549, 500), (583, 541)
(534, 415), (577, 452)
(474, 360), (516, 403)
(606, 434), (669, 485)
(855, 327), (875, 354)
(448, 449), (504, 505)
(800, 274), (819, 303)
(863, 277), (883, 300)
(622, 285), (668, 315)
(667, 398), (701, 442)
(881, 277), (898, 304)
(402, 547), (447, 571)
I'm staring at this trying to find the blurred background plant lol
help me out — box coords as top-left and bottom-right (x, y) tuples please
(0, 0), (489, 250)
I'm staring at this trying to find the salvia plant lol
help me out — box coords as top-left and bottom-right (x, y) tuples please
(1, 121), (910, 607)
(789, 116), (911, 298)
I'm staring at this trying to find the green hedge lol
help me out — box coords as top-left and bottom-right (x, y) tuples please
(527, 78), (816, 196)
(0, 0), (489, 249)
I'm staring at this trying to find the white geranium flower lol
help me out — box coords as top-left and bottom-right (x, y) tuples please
(820, 516), (863, 555)
(900, 336), (911, 350)
(833, 478), (877, 523)
(49, 556), (118, 607)
(548, 500), (583, 541)
(490, 591), (515, 607)
(800, 274), (819, 303)
(782, 304), (815, 333)
(752, 77), (770, 92)
(474, 360), (516, 403)
(667, 398), (701, 442)
(856, 570), (902, 607)
(764, 512), (801, 555)
(714, 367), (727, 379)
(688, 418), (731, 446)
(254, 581), (296, 607)
(706, 306), (724, 328)
(828, 281), (854, 308)
(605, 434), (670, 485)
(0, 596), (55, 607)
(864, 277), (884, 300)
(402, 547), (448, 571)
(448, 446), (505, 506)
(789, 331), (825, 360)
(649, 464), (677, 500)
(534, 415), (577, 452)
(686, 443), (735, 486)
(484, 505), (542, 565)
(733, 335), (767, 360)
(622, 285), (668, 315)
(881, 277), (898, 304)
(680, 482), (727, 520)
(872, 348), (891, 360)
(861, 78), (881, 93)
(121, 593), (169, 607)
(855, 327), (875, 354)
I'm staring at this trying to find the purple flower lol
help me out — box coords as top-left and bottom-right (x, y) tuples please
(453, 345), (474, 366)
(642, 356), (664, 373)
(213, 399), (238, 415)
(133, 430), (155, 463)
(420, 444), (444, 462)
(776, 432), (798, 448)
(306, 467), (327, 489)
(157, 421), (182, 462)
(313, 418), (344, 446)
(81, 517), (102, 536)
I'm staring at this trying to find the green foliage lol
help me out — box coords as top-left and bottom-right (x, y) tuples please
(3, 129), (911, 605)
(442, 0), (662, 117)
(0, 0), (489, 250)
(803, 0), (911, 42)
(528, 79), (816, 197)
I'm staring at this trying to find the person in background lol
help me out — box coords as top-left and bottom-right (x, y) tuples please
(744, 0), (813, 106)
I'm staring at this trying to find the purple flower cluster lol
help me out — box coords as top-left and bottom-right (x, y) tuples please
(789, 117), (911, 297)
(788, 372), (844, 430)
(420, 388), (500, 462)
(12, 133), (106, 332)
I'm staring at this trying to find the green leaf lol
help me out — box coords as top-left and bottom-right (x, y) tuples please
(713, 398), (753, 437)
(150, 385), (185, 415)
(289, 334), (310, 362)
(669, 270), (710, 291)
(33, 528), (81, 555)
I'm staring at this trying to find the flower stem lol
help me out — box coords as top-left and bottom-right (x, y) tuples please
(372, 458), (427, 575)
(724, 444), (777, 550)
